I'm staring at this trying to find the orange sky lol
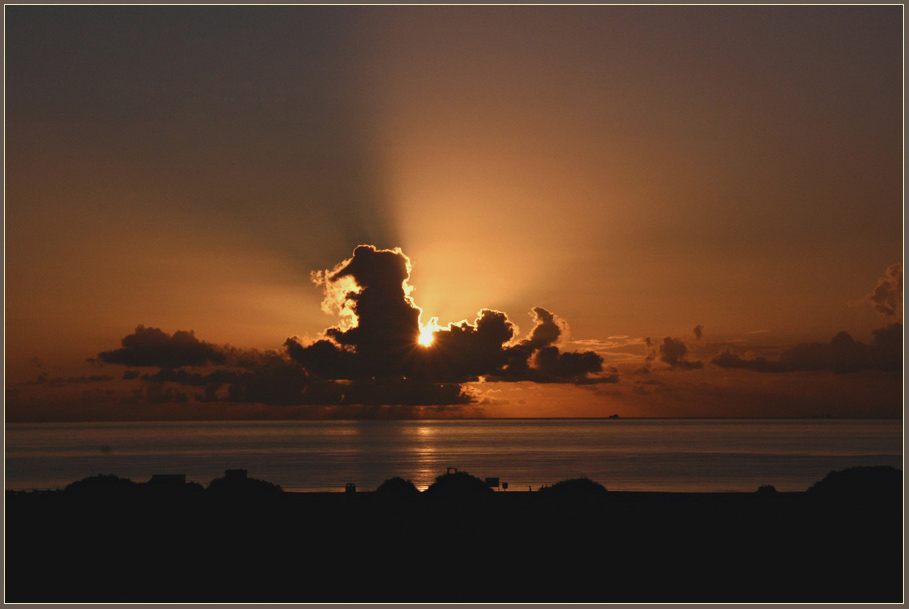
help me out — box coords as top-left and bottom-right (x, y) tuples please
(5, 5), (903, 421)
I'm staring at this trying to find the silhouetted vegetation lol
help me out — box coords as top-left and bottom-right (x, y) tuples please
(63, 473), (139, 495)
(375, 476), (420, 497)
(207, 473), (283, 495)
(806, 465), (902, 501)
(756, 484), (778, 495)
(423, 470), (494, 500)
(60, 473), (220, 499)
(538, 476), (608, 499)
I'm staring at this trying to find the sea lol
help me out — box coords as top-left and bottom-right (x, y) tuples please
(4, 418), (903, 493)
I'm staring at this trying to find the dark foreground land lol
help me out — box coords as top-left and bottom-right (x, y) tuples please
(5, 467), (904, 603)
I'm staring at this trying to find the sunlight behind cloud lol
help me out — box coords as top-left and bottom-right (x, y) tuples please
(418, 317), (439, 346)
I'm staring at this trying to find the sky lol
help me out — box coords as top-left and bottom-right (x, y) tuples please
(4, 4), (903, 421)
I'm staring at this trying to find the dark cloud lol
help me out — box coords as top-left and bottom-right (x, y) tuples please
(137, 350), (323, 406)
(285, 245), (427, 381)
(222, 362), (318, 406)
(710, 350), (789, 373)
(427, 307), (605, 384)
(693, 325), (704, 341)
(866, 263), (902, 321)
(138, 359), (470, 407)
(659, 337), (704, 370)
(97, 246), (610, 408)
(499, 308), (605, 382)
(142, 383), (190, 405)
(634, 337), (658, 374)
(712, 266), (904, 375)
(30, 373), (115, 387)
(318, 245), (422, 376)
(287, 245), (606, 385)
(529, 347), (611, 383)
(711, 323), (903, 374)
(120, 383), (190, 406)
(522, 307), (565, 350)
(331, 379), (471, 407)
(141, 367), (238, 389)
(416, 309), (518, 383)
(98, 325), (227, 368)
(284, 338), (361, 380)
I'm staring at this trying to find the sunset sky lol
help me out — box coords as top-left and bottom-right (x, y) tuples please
(5, 4), (903, 421)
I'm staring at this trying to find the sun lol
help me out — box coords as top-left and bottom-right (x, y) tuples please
(418, 325), (435, 346)
(418, 317), (439, 347)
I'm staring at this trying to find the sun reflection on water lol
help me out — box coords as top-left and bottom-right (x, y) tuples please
(411, 424), (440, 490)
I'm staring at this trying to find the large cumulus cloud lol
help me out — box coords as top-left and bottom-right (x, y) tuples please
(285, 246), (605, 385)
(319, 245), (422, 375)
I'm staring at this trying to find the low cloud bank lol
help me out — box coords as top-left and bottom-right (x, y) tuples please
(713, 264), (903, 375)
(712, 323), (902, 374)
(98, 326), (227, 368)
(83, 253), (902, 413)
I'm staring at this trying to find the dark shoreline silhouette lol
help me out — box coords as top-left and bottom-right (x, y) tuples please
(5, 466), (902, 603)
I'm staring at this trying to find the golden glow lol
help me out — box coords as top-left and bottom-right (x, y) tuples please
(418, 326), (435, 346)
(418, 316), (439, 347)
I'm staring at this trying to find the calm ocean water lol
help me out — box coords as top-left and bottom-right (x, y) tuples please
(4, 418), (903, 493)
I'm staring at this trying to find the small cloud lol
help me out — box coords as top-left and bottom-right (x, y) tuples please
(521, 306), (567, 350)
(865, 263), (902, 322)
(659, 337), (704, 370)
